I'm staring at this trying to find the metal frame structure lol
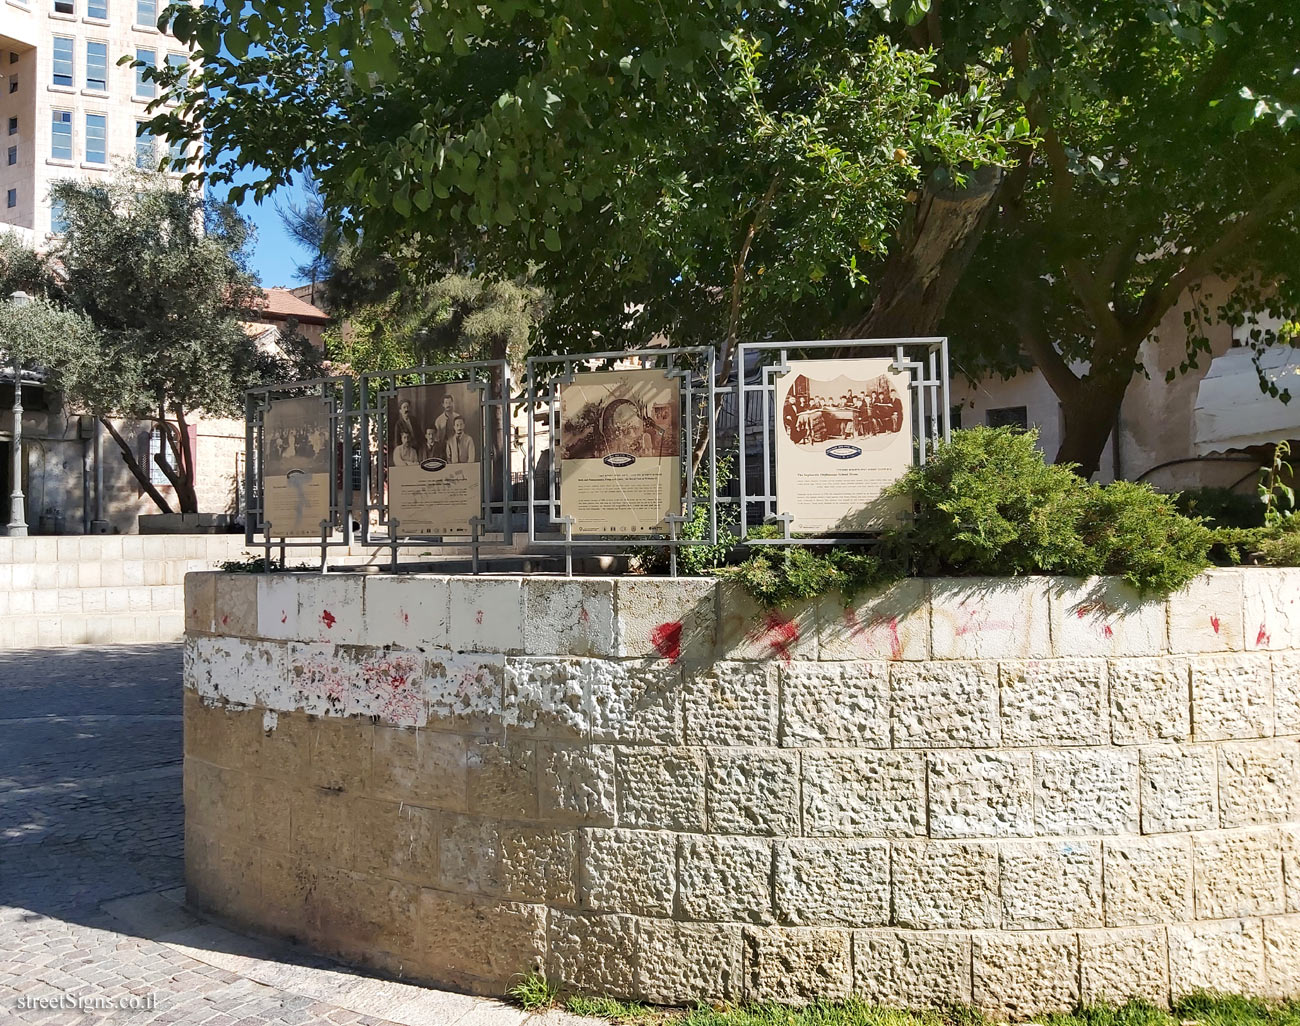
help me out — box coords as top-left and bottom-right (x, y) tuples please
(357, 361), (512, 572)
(244, 376), (354, 571)
(524, 346), (719, 576)
(734, 337), (951, 544)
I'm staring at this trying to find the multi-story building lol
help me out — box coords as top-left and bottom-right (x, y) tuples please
(0, 0), (190, 244)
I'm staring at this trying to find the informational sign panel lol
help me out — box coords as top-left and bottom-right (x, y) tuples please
(559, 368), (681, 534)
(775, 358), (912, 532)
(386, 381), (482, 536)
(262, 396), (333, 537)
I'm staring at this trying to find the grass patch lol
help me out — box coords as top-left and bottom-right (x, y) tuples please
(559, 996), (1300, 1026)
(508, 971), (560, 1011)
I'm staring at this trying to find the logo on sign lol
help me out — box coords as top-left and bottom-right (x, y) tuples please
(825, 444), (862, 460)
(420, 457), (447, 472)
(603, 453), (636, 468)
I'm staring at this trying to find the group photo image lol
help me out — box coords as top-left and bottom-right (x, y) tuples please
(386, 381), (482, 469)
(781, 369), (906, 447)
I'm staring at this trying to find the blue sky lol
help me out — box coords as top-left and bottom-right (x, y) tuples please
(237, 177), (311, 289)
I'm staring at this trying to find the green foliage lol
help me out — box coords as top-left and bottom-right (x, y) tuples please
(506, 972), (559, 1012)
(0, 232), (51, 298)
(564, 995), (656, 1022)
(215, 557), (311, 573)
(1175, 487), (1266, 529)
(675, 454), (741, 577)
(724, 536), (899, 610)
(1259, 441), (1296, 527)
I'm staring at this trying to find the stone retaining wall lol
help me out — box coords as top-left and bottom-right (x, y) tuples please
(184, 570), (1300, 1014)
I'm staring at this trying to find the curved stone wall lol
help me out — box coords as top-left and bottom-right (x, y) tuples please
(183, 569), (1300, 1014)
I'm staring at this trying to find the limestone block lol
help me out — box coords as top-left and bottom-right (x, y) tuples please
(467, 737), (537, 819)
(370, 725), (467, 810)
(1191, 653), (1275, 740)
(891, 661), (1000, 749)
(779, 661), (889, 748)
(1243, 568), (1300, 651)
(928, 751), (1034, 839)
(296, 573), (363, 645)
(256, 573), (299, 641)
(928, 582), (1048, 665)
(852, 930), (972, 1007)
(524, 577), (615, 657)
(679, 835), (775, 925)
(502, 658), (587, 739)
(818, 579), (930, 662)
(615, 747), (706, 831)
(1284, 826), (1300, 913)
(716, 581), (819, 662)
(637, 920), (743, 1005)
(892, 841), (999, 929)
(212, 637), (289, 709)
(1000, 840), (1102, 929)
(1169, 570), (1245, 653)
(425, 651), (504, 733)
(438, 816), (505, 895)
(547, 911), (638, 995)
(972, 933), (1080, 1016)
(580, 828), (677, 916)
(538, 743), (616, 825)
(1102, 837), (1193, 927)
(774, 840), (889, 928)
(1263, 914), (1300, 998)
(1035, 749), (1139, 835)
(1110, 657), (1192, 744)
(285, 641), (362, 716)
(448, 577), (525, 654)
(213, 574), (258, 638)
(1049, 577), (1166, 658)
(1140, 745), (1219, 833)
(1169, 919), (1266, 999)
(682, 662), (778, 747)
(362, 575), (450, 650)
(351, 648), (428, 726)
(1193, 830), (1284, 919)
(802, 750), (926, 838)
(305, 717), (374, 793)
(1080, 927), (1169, 1006)
(500, 827), (577, 906)
(347, 797), (437, 885)
(614, 577), (717, 665)
(1218, 741), (1300, 827)
(589, 659), (683, 745)
(184, 572), (216, 634)
(707, 749), (800, 836)
(418, 890), (546, 991)
(1272, 653), (1300, 736)
(1000, 659), (1108, 746)
(743, 926), (852, 1005)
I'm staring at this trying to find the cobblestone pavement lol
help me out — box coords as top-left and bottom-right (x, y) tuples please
(0, 644), (590, 1026)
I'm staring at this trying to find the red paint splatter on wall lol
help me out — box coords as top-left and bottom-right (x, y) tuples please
(475, 610), (484, 625)
(579, 606), (590, 623)
(887, 617), (903, 660)
(1103, 624), (1114, 639)
(220, 614), (229, 627)
(841, 609), (904, 659)
(650, 622), (683, 663)
(1210, 615), (1221, 634)
(280, 609), (287, 624)
(401, 609), (410, 626)
(320, 609), (337, 630)
(747, 612), (799, 664)
(1257, 624), (1271, 646)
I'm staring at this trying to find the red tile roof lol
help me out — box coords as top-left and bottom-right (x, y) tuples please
(253, 287), (330, 324)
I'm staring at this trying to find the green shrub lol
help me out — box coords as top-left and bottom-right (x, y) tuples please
(1175, 486), (1265, 528)
(722, 537), (898, 608)
(507, 971), (559, 1011)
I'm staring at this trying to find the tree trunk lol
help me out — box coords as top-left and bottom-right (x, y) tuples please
(845, 163), (1003, 338)
(99, 416), (174, 513)
(1053, 375), (1129, 479)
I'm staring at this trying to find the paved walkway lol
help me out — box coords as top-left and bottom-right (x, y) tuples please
(0, 644), (595, 1026)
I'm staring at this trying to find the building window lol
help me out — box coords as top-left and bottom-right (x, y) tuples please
(148, 429), (170, 486)
(7, 79), (16, 94)
(165, 51), (188, 90)
(51, 110), (73, 161)
(949, 406), (963, 431)
(85, 113), (106, 164)
(85, 41), (107, 91)
(136, 0), (156, 27)
(135, 48), (156, 98)
(167, 134), (186, 169)
(51, 36), (74, 87)
(6, 145), (15, 166)
(134, 121), (155, 168)
(50, 197), (68, 234)
(6, 116), (16, 135)
(54, 0), (74, 13)
(986, 406), (1029, 431)
(87, 0), (107, 17)
(5, 189), (15, 209)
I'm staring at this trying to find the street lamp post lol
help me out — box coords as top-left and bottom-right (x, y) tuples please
(6, 290), (31, 537)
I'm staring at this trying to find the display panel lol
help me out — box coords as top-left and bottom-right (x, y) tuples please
(386, 381), (482, 536)
(774, 358), (912, 532)
(558, 368), (681, 534)
(262, 395), (333, 537)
